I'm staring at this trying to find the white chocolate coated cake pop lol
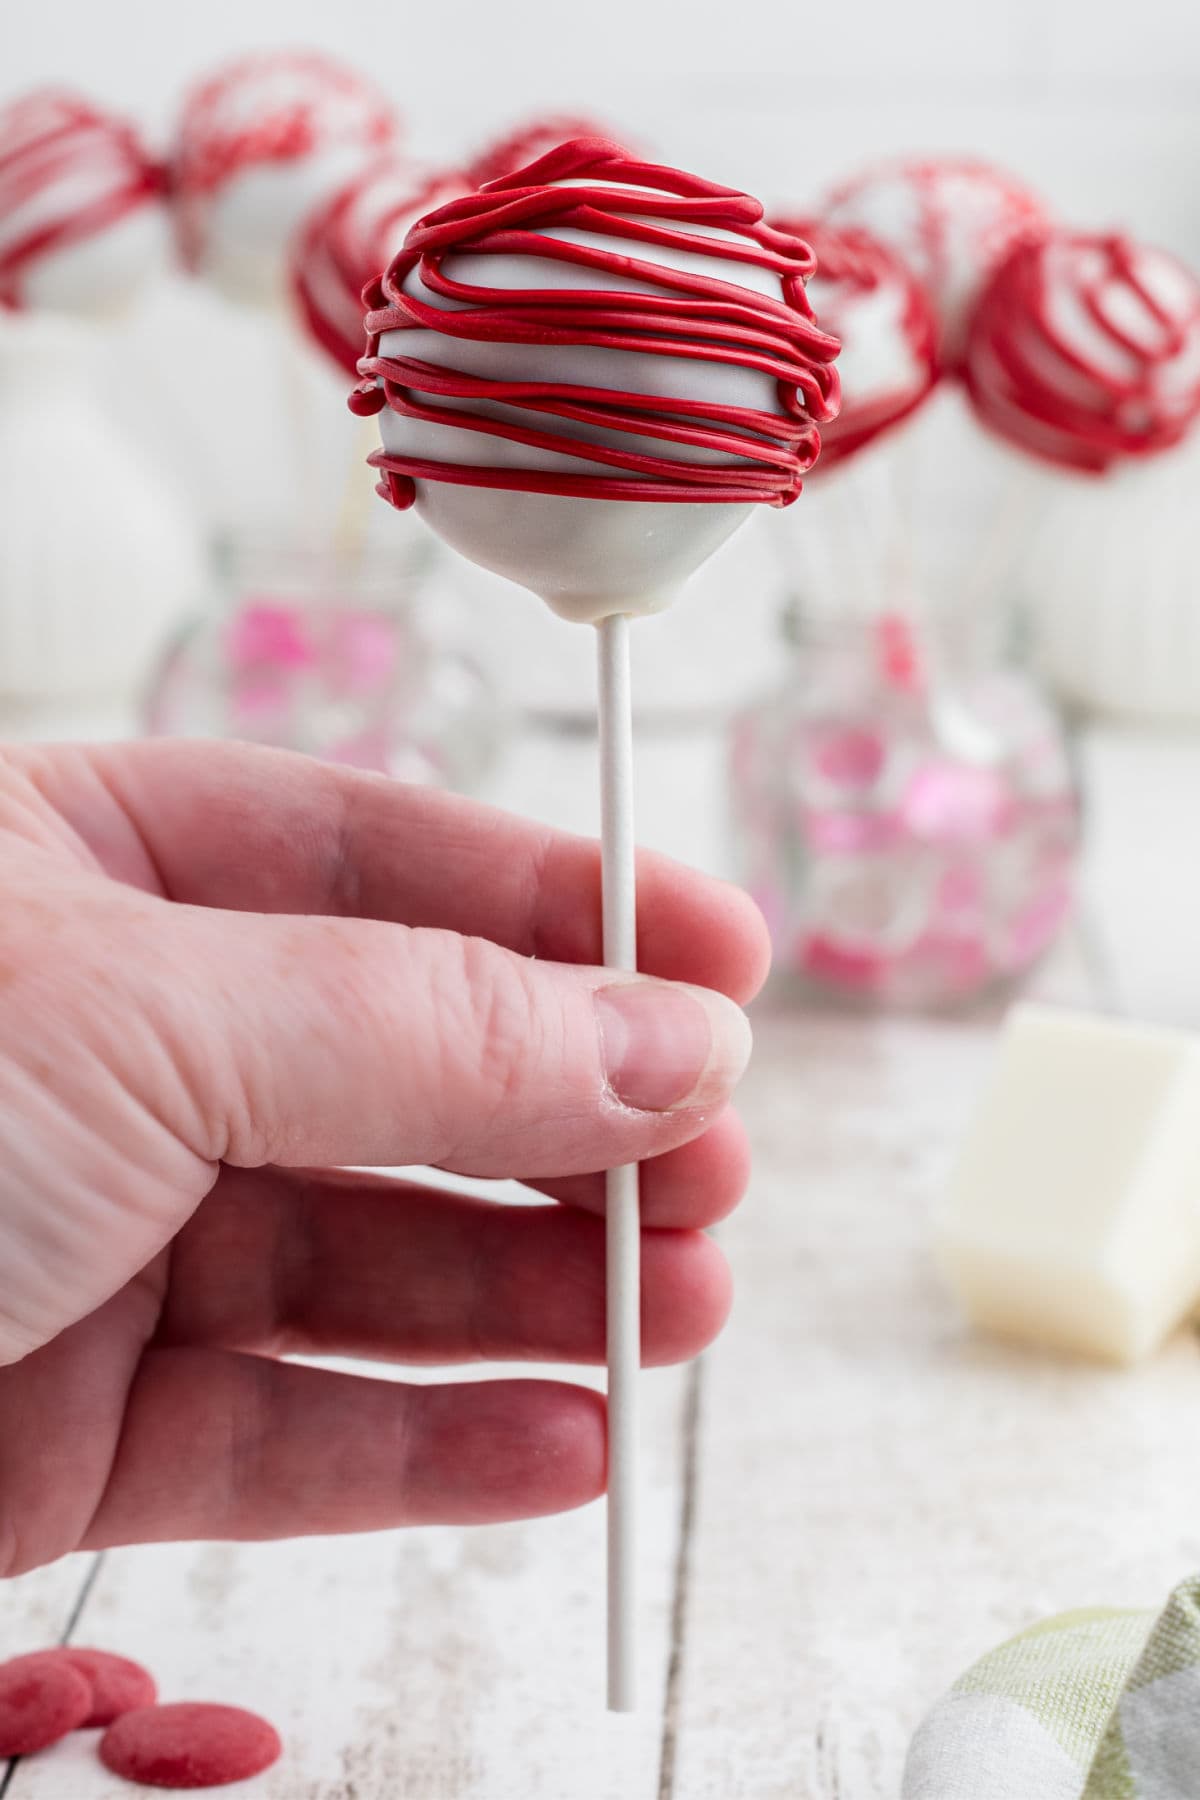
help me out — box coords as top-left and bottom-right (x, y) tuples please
(964, 230), (1200, 473)
(773, 215), (938, 470)
(0, 90), (168, 316)
(351, 138), (841, 621)
(172, 50), (397, 306)
(824, 157), (1048, 365)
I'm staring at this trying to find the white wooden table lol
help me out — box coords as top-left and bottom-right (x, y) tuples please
(6, 726), (1200, 1799)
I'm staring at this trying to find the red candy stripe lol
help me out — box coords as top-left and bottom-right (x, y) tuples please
(0, 90), (163, 308)
(965, 231), (1200, 473)
(350, 138), (840, 510)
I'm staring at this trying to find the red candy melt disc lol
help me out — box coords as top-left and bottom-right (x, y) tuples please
(0, 1652), (92, 1756)
(55, 1647), (158, 1726)
(100, 1702), (282, 1789)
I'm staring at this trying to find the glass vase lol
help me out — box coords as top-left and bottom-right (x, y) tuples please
(145, 534), (502, 791)
(729, 600), (1081, 1010)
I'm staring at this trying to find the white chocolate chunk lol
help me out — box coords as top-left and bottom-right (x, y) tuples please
(936, 1004), (1200, 1364)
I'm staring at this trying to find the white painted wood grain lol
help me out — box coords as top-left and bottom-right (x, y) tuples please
(669, 1002), (1200, 1799)
(0, 1557), (97, 1658)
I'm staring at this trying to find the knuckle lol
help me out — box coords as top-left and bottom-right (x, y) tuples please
(422, 932), (550, 1158)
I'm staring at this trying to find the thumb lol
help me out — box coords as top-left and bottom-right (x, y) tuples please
(161, 907), (753, 1178)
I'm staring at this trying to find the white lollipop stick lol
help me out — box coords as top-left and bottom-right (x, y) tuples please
(597, 610), (639, 1713)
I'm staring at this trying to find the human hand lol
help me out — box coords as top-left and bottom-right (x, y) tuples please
(0, 741), (766, 1577)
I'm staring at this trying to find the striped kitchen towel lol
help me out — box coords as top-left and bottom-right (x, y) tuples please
(903, 1574), (1200, 1799)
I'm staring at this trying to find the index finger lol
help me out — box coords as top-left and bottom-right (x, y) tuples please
(36, 741), (771, 1003)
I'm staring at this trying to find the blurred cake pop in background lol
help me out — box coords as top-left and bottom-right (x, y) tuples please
(465, 115), (633, 189)
(292, 158), (470, 376)
(964, 231), (1200, 473)
(824, 157), (1049, 365)
(171, 49), (397, 305)
(967, 230), (1200, 719)
(0, 88), (168, 314)
(772, 216), (939, 472)
(0, 85), (197, 728)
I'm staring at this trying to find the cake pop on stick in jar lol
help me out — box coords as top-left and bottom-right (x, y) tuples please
(964, 228), (1200, 717)
(172, 49), (398, 307)
(964, 230), (1200, 473)
(349, 136), (840, 1710)
(772, 216), (938, 472)
(765, 215), (938, 613)
(0, 88), (168, 315)
(824, 157), (1049, 367)
(0, 89), (199, 730)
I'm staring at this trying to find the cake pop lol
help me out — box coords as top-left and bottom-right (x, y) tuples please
(772, 217), (938, 469)
(467, 115), (629, 189)
(824, 157), (1049, 365)
(963, 230), (1200, 474)
(172, 50), (397, 305)
(0, 89), (167, 314)
(351, 139), (840, 617)
(292, 159), (470, 376)
(350, 136), (839, 1709)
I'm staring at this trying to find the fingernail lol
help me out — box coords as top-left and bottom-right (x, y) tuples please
(595, 981), (753, 1113)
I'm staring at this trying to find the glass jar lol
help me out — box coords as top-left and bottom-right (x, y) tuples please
(729, 600), (1081, 1010)
(145, 534), (502, 791)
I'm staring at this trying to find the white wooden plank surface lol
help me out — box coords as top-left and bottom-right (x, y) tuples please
(0, 1557), (98, 1659)
(669, 740), (1200, 1798)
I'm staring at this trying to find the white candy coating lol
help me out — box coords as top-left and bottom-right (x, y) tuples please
(173, 52), (396, 308)
(196, 148), (376, 306)
(0, 90), (166, 317)
(20, 203), (169, 316)
(374, 211), (786, 620)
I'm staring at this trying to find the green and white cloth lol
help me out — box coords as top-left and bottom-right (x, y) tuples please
(903, 1575), (1200, 1799)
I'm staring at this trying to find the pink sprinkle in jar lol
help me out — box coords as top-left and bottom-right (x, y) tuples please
(729, 600), (1080, 1010)
(146, 534), (501, 791)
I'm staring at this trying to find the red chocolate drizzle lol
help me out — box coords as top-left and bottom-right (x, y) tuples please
(0, 90), (164, 308)
(965, 231), (1200, 473)
(772, 217), (938, 469)
(351, 138), (841, 510)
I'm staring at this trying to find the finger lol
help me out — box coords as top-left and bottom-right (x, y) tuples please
(153, 904), (753, 1176)
(83, 1351), (606, 1547)
(42, 741), (769, 1003)
(159, 1168), (732, 1366)
(529, 1105), (751, 1228)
